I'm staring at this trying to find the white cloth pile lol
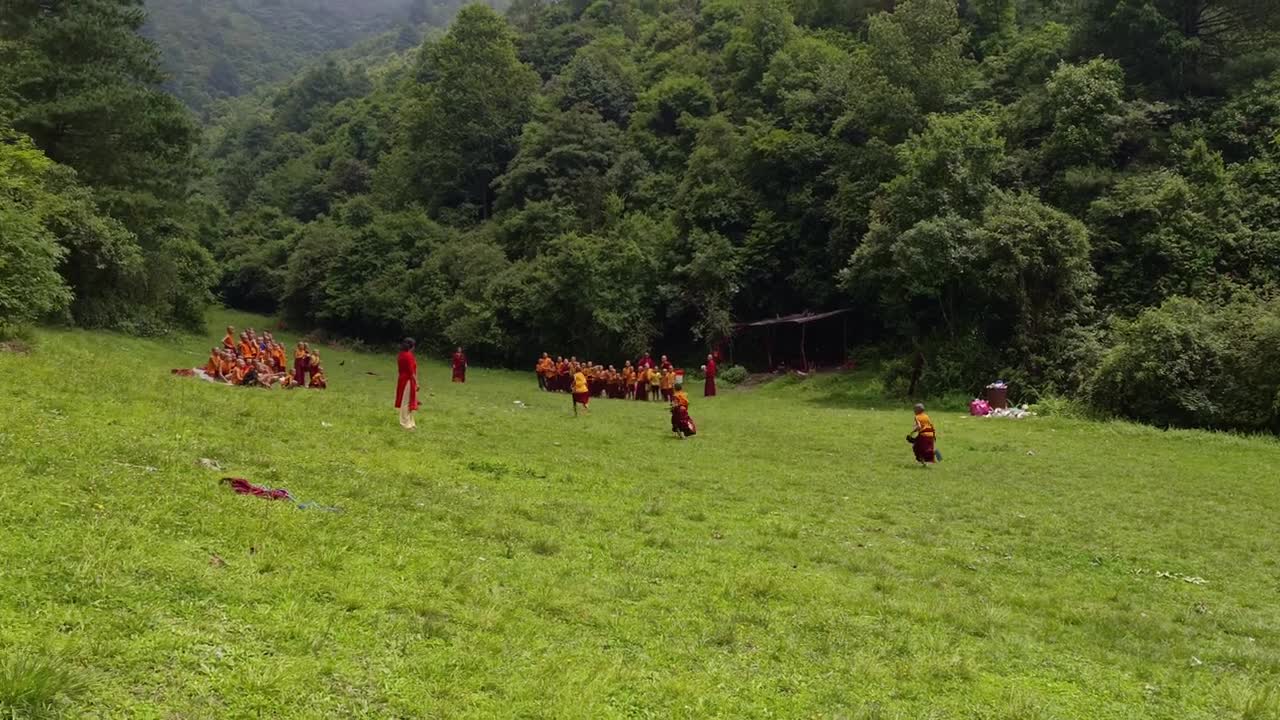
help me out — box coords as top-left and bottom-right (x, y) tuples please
(985, 405), (1035, 419)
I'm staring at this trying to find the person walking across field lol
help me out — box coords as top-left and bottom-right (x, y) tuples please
(396, 338), (420, 430)
(908, 403), (940, 465)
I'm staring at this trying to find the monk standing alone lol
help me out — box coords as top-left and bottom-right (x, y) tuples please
(396, 338), (420, 430)
(452, 346), (467, 383)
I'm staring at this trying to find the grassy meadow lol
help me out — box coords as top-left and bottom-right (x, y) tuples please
(1, 310), (1279, 719)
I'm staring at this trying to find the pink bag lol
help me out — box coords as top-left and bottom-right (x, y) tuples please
(969, 398), (991, 416)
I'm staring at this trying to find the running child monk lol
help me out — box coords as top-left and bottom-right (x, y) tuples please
(670, 383), (696, 438)
(572, 366), (590, 416)
(908, 403), (938, 465)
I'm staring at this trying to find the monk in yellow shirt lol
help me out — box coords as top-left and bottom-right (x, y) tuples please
(622, 362), (636, 400)
(909, 403), (939, 465)
(659, 367), (675, 401)
(571, 368), (590, 415)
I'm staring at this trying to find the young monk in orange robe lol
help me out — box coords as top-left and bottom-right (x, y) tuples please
(271, 343), (288, 372)
(536, 353), (552, 391)
(204, 348), (221, 377)
(660, 367), (675, 401)
(222, 326), (236, 351)
(238, 332), (256, 360)
(622, 362), (635, 400)
(229, 359), (249, 385)
(309, 352), (327, 389)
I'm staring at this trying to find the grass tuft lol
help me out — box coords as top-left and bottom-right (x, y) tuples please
(0, 652), (88, 719)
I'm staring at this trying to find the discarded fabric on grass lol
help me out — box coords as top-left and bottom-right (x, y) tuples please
(221, 477), (344, 513)
(223, 477), (292, 501)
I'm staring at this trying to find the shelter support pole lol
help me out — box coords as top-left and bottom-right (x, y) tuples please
(801, 323), (807, 371)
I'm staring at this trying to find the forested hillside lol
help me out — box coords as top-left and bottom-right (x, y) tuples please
(2, 0), (216, 335)
(142, 0), (484, 115)
(5, 0), (1280, 432)
(200, 0), (1280, 430)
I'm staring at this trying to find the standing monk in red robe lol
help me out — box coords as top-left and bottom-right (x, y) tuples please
(293, 342), (310, 385)
(704, 354), (718, 397)
(397, 338), (419, 430)
(451, 347), (467, 383)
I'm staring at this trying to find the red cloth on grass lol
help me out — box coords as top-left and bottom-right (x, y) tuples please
(223, 477), (293, 501)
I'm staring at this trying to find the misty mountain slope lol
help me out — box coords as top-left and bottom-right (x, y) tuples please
(142, 0), (473, 115)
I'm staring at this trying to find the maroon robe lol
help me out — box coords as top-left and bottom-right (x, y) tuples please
(451, 352), (467, 383)
(704, 358), (717, 397)
(293, 355), (309, 385)
(396, 351), (419, 410)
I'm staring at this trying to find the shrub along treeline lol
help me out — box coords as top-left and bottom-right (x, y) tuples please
(4, 0), (1279, 433)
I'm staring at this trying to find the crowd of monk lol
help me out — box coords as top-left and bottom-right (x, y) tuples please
(534, 351), (704, 436)
(533, 353), (694, 401)
(199, 325), (327, 389)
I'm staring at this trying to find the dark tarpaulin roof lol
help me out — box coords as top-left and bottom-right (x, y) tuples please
(733, 308), (853, 329)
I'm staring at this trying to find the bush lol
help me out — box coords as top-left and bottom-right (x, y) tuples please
(1088, 296), (1280, 432)
(719, 364), (748, 385)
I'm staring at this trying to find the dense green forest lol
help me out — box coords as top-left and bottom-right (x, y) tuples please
(142, 0), (483, 115)
(4, 0), (1280, 431)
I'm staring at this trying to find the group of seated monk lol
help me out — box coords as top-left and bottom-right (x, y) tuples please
(534, 352), (680, 402)
(199, 325), (327, 389)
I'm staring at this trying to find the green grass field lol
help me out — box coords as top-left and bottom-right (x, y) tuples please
(2, 310), (1279, 719)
